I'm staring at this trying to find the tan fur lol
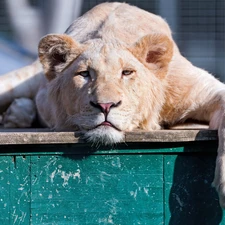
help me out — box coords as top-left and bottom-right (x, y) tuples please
(130, 34), (173, 79)
(1, 2), (225, 207)
(38, 34), (85, 80)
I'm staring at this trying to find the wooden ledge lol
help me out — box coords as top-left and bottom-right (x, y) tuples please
(0, 129), (218, 145)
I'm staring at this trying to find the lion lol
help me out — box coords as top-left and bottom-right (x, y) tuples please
(1, 2), (225, 207)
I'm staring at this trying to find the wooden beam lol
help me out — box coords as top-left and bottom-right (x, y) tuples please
(0, 129), (218, 145)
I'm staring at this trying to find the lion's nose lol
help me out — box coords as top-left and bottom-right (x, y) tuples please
(90, 101), (122, 115)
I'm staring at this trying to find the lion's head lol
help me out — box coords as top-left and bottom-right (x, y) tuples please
(38, 33), (173, 144)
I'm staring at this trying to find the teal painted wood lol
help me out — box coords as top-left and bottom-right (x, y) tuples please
(164, 155), (222, 225)
(0, 156), (30, 225)
(31, 155), (163, 224)
(0, 139), (224, 224)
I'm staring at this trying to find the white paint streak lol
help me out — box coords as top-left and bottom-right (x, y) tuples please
(130, 190), (138, 200)
(100, 171), (111, 182)
(19, 212), (27, 224)
(32, 177), (38, 185)
(61, 171), (71, 187)
(111, 158), (121, 168)
(105, 198), (119, 215)
(17, 191), (27, 205)
(144, 187), (149, 196)
(99, 215), (114, 224)
(49, 168), (81, 186)
(48, 194), (53, 199)
(173, 193), (183, 210)
(108, 215), (114, 224)
(44, 157), (58, 169)
(12, 209), (18, 225)
(73, 169), (81, 179)
(50, 170), (57, 183)
(13, 215), (18, 225)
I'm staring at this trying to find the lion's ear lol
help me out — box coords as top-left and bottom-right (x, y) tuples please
(38, 34), (83, 80)
(130, 34), (173, 79)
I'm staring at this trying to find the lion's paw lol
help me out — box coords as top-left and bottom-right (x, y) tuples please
(3, 98), (36, 128)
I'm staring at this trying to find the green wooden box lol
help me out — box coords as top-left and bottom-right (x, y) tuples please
(0, 130), (224, 225)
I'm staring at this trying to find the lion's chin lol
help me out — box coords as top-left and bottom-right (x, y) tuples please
(84, 125), (124, 145)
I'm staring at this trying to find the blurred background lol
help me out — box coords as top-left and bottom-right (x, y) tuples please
(0, 0), (224, 81)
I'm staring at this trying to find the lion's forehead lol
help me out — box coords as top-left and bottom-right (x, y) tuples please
(86, 43), (122, 66)
(75, 41), (137, 73)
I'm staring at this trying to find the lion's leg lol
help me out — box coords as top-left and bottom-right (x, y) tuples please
(210, 108), (225, 208)
(177, 69), (225, 208)
(0, 60), (43, 113)
(2, 98), (36, 128)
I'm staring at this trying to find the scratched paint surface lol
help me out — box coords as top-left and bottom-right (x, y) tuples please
(31, 154), (163, 224)
(164, 154), (223, 225)
(0, 156), (30, 225)
(0, 141), (224, 224)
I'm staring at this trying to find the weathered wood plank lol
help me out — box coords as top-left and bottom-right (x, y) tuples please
(125, 130), (218, 142)
(0, 129), (218, 145)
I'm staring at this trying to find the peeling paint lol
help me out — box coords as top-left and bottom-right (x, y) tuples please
(48, 194), (53, 199)
(130, 190), (138, 200)
(144, 187), (149, 196)
(99, 214), (114, 224)
(100, 171), (111, 182)
(44, 157), (58, 169)
(111, 158), (121, 168)
(50, 169), (57, 183)
(49, 168), (81, 186)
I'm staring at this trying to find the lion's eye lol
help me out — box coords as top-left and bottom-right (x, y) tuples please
(77, 71), (90, 77)
(122, 70), (134, 76)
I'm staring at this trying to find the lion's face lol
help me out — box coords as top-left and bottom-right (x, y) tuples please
(57, 41), (159, 144)
(38, 34), (173, 144)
